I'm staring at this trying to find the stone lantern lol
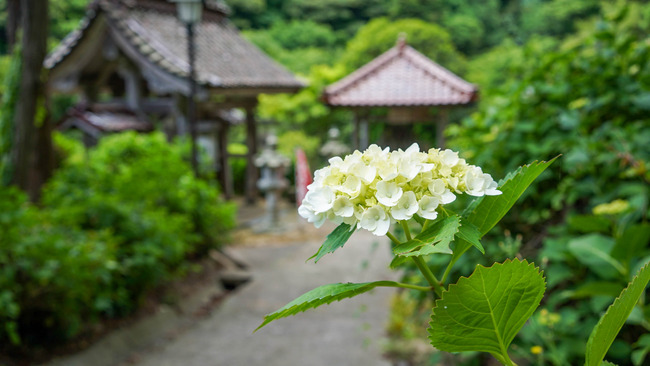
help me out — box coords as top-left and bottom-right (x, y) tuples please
(255, 133), (290, 230)
(319, 127), (351, 159)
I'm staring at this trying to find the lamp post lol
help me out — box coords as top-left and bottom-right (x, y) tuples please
(171, 0), (202, 176)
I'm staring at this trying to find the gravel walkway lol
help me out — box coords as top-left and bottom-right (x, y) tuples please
(128, 221), (399, 366)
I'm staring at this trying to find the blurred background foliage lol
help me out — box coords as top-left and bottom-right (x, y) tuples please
(0, 132), (236, 352)
(1, 0), (649, 364)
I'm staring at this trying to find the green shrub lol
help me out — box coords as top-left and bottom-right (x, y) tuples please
(0, 187), (117, 346)
(0, 131), (236, 348)
(448, 4), (650, 233)
(45, 132), (236, 256)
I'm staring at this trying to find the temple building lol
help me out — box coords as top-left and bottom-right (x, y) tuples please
(323, 38), (478, 149)
(45, 0), (304, 201)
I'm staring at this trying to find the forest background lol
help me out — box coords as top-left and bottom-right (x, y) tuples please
(1, 0), (649, 365)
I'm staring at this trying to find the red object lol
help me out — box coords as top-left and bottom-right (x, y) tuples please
(295, 149), (312, 206)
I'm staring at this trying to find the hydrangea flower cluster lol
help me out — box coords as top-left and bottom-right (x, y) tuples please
(298, 144), (502, 236)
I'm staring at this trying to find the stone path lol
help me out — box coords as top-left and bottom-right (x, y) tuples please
(126, 220), (398, 366)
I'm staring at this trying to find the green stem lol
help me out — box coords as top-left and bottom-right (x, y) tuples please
(441, 257), (457, 284)
(501, 352), (518, 366)
(412, 256), (443, 297)
(382, 282), (433, 292)
(441, 244), (472, 284)
(386, 232), (400, 245)
(400, 221), (412, 241)
(422, 219), (432, 231)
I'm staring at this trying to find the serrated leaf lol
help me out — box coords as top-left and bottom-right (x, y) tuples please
(256, 281), (401, 331)
(429, 259), (545, 364)
(393, 216), (459, 256)
(457, 221), (484, 254)
(465, 157), (558, 236)
(585, 261), (650, 366)
(309, 223), (353, 263)
(389, 255), (409, 269)
(449, 158), (558, 271)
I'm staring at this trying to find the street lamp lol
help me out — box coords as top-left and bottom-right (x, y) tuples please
(171, 0), (202, 176)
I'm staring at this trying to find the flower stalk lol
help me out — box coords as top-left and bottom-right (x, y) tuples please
(412, 256), (444, 297)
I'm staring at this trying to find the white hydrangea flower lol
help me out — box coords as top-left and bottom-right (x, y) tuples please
(349, 161), (377, 183)
(298, 204), (327, 228)
(377, 158), (399, 181)
(391, 191), (419, 221)
(428, 179), (456, 204)
(297, 144), (501, 236)
(360, 205), (391, 236)
(464, 166), (502, 197)
(376, 181), (403, 207)
(485, 179), (501, 196)
(332, 196), (354, 217)
(305, 186), (336, 212)
(440, 149), (460, 168)
(335, 174), (362, 198)
(417, 195), (440, 220)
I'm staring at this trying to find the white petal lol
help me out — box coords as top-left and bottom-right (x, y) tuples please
(306, 187), (335, 213)
(332, 196), (354, 217)
(376, 181), (403, 207)
(405, 143), (420, 154)
(441, 190), (456, 204)
(391, 191), (419, 220)
(417, 195), (440, 220)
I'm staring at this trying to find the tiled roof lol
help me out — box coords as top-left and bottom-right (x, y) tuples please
(45, 0), (303, 91)
(323, 41), (477, 107)
(58, 105), (154, 135)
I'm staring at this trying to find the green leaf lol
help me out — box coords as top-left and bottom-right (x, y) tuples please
(309, 223), (353, 263)
(393, 215), (459, 256)
(631, 334), (650, 366)
(450, 158), (558, 267)
(456, 220), (484, 254)
(568, 234), (625, 279)
(585, 261), (650, 366)
(631, 92), (650, 110)
(429, 259), (545, 364)
(567, 214), (612, 234)
(464, 157), (558, 237)
(570, 281), (625, 299)
(611, 224), (650, 265)
(256, 281), (401, 331)
(389, 255), (409, 269)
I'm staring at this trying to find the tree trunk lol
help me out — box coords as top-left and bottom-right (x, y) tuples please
(12, 0), (52, 202)
(6, 0), (21, 51)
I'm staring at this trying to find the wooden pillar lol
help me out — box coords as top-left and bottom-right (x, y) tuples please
(216, 121), (233, 199)
(82, 83), (99, 104)
(244, 104), (258, 205)
(117, 62), (142, 112)
(359, 114), (369, 150)
(172, 93), (188, 136)
(352, 111), (359, 150)
(437, 108), (449, 148)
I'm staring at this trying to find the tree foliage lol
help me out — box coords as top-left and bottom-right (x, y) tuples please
(449, 3), (650, 231)
(340, 17), (466, 74)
